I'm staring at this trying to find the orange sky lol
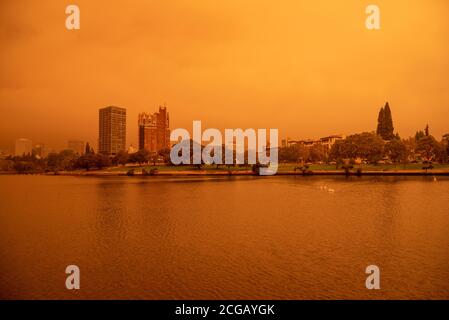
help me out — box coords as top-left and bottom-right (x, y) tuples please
(1, 0), (448, 151)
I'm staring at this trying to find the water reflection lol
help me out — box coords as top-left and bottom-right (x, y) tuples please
(0, 175), (448, 299)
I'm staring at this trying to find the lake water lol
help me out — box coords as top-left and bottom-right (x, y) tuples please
(0, 175), (448, 299)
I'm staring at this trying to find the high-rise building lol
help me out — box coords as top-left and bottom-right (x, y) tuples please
(138, 105), (170, 153)
(98, 106), (126, 155)
(67, 140), (85, 155)
(15, 138), (33, 156)
(33, 143), (47, 158)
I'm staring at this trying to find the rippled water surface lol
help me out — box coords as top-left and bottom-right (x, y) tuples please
(1, 175), (448, 299)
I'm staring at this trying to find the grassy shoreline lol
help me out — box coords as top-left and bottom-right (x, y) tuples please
(3, 163), (448, 176)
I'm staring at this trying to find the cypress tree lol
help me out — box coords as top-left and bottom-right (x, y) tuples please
(376, 102), (395, 140)
(376, 107), (385, 137)
(383, 102), (394, 140)
(85, 142), (92, 154)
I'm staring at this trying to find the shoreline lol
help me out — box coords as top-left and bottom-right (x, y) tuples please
(2, 170), (449, 177)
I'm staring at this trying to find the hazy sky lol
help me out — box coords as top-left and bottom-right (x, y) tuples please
(1, 0), (448, 151)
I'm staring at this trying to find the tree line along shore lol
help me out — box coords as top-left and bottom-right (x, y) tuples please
(1, 131), (448, 176)
(1, 103), (448, 176)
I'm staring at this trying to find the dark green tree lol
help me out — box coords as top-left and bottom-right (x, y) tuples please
(76, 153), (97, 170)
(415, 130), (425, 141)
(95, 154), (111, 169)
(85, 142), (94, 154)
(308, 144), (328, 163)
(278, 144), (309, 163)
(158, 148), (171, 164)
(376, 102), (395, 140)
(376, 107), (385, 137)
(149, 152), (159, 166)
(416, 135), (438, 161)
(329, 132), (384, 164)
(112, 150), (129, 166)
(129, 149), (150, 165)
(385, 139), (407, 163)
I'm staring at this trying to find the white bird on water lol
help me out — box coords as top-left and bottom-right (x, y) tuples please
(328, 188), (335, 193)
(433, 176), (438, 182)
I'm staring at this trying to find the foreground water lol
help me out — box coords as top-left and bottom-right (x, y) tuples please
(0, 175), (448, 299)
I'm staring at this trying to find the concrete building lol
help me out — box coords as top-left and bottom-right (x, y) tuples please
(319, 135), (345, 150)
(285, 134), (344, 150)
(138, 105), (170, 153)
(98, 106), (126, 155)
(15, 138), (33, 156)
(68, 140), (85, 155)
(33, 143), (47, 158)
(128, 144), (137, 154)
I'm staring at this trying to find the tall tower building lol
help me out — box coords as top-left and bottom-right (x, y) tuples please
(15, 138), (33, 156)
(98, 106), (126, 155)
(138, 105), (170, 153)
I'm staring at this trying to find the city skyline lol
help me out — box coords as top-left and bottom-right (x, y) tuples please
(3, 100), (447, 155)
(1, 1), (449, 151)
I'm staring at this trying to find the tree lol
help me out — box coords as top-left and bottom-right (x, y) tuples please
(328, 140), (348, 168)
(46, 150), (77, 171)
(425, 124), (430, 136)
(112, 151), (129, 166)
(130, 149), (150, 165)
(158, 148), (171, 164)
(75, 153), (97, 170)
(279, 144), (309, 163)
(85, 142), (94, 154)
(59, 150), (77, 170)
(46, 152), (61, 171)
(376, 102), (395, 140)
(434, 141), (448, 164)
(444, 136), (449, 163)
(308, 144), (328, 163)
(14, 161), (36, 173)
(95, 154), (111, 169)
(329, 132), (384, 164)
(353, 132), (385, 163)
(376, 107), (384, 137)
(402, 137), (417, 164)
(384, 139), (407, 163)
(416, 135), (439, 161)
(149, 152), (158, 166)
(0, 159), (14, 171)
(415, 130), (425, 141)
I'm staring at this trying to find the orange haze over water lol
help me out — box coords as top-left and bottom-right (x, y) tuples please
(1, 0), (448, 151)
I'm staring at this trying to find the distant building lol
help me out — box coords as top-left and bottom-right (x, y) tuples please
(138, 105), (170, 153)
(67, 140), (85, 155)
(319, 135), (345, 150)
(15, 138), (33, 156)
(33, 143), (47, 158)
(285, 134), (344, 150)
(98, 106), (126, 155)
(128, 144), (137, 154)
(281, 139), (287, 148)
